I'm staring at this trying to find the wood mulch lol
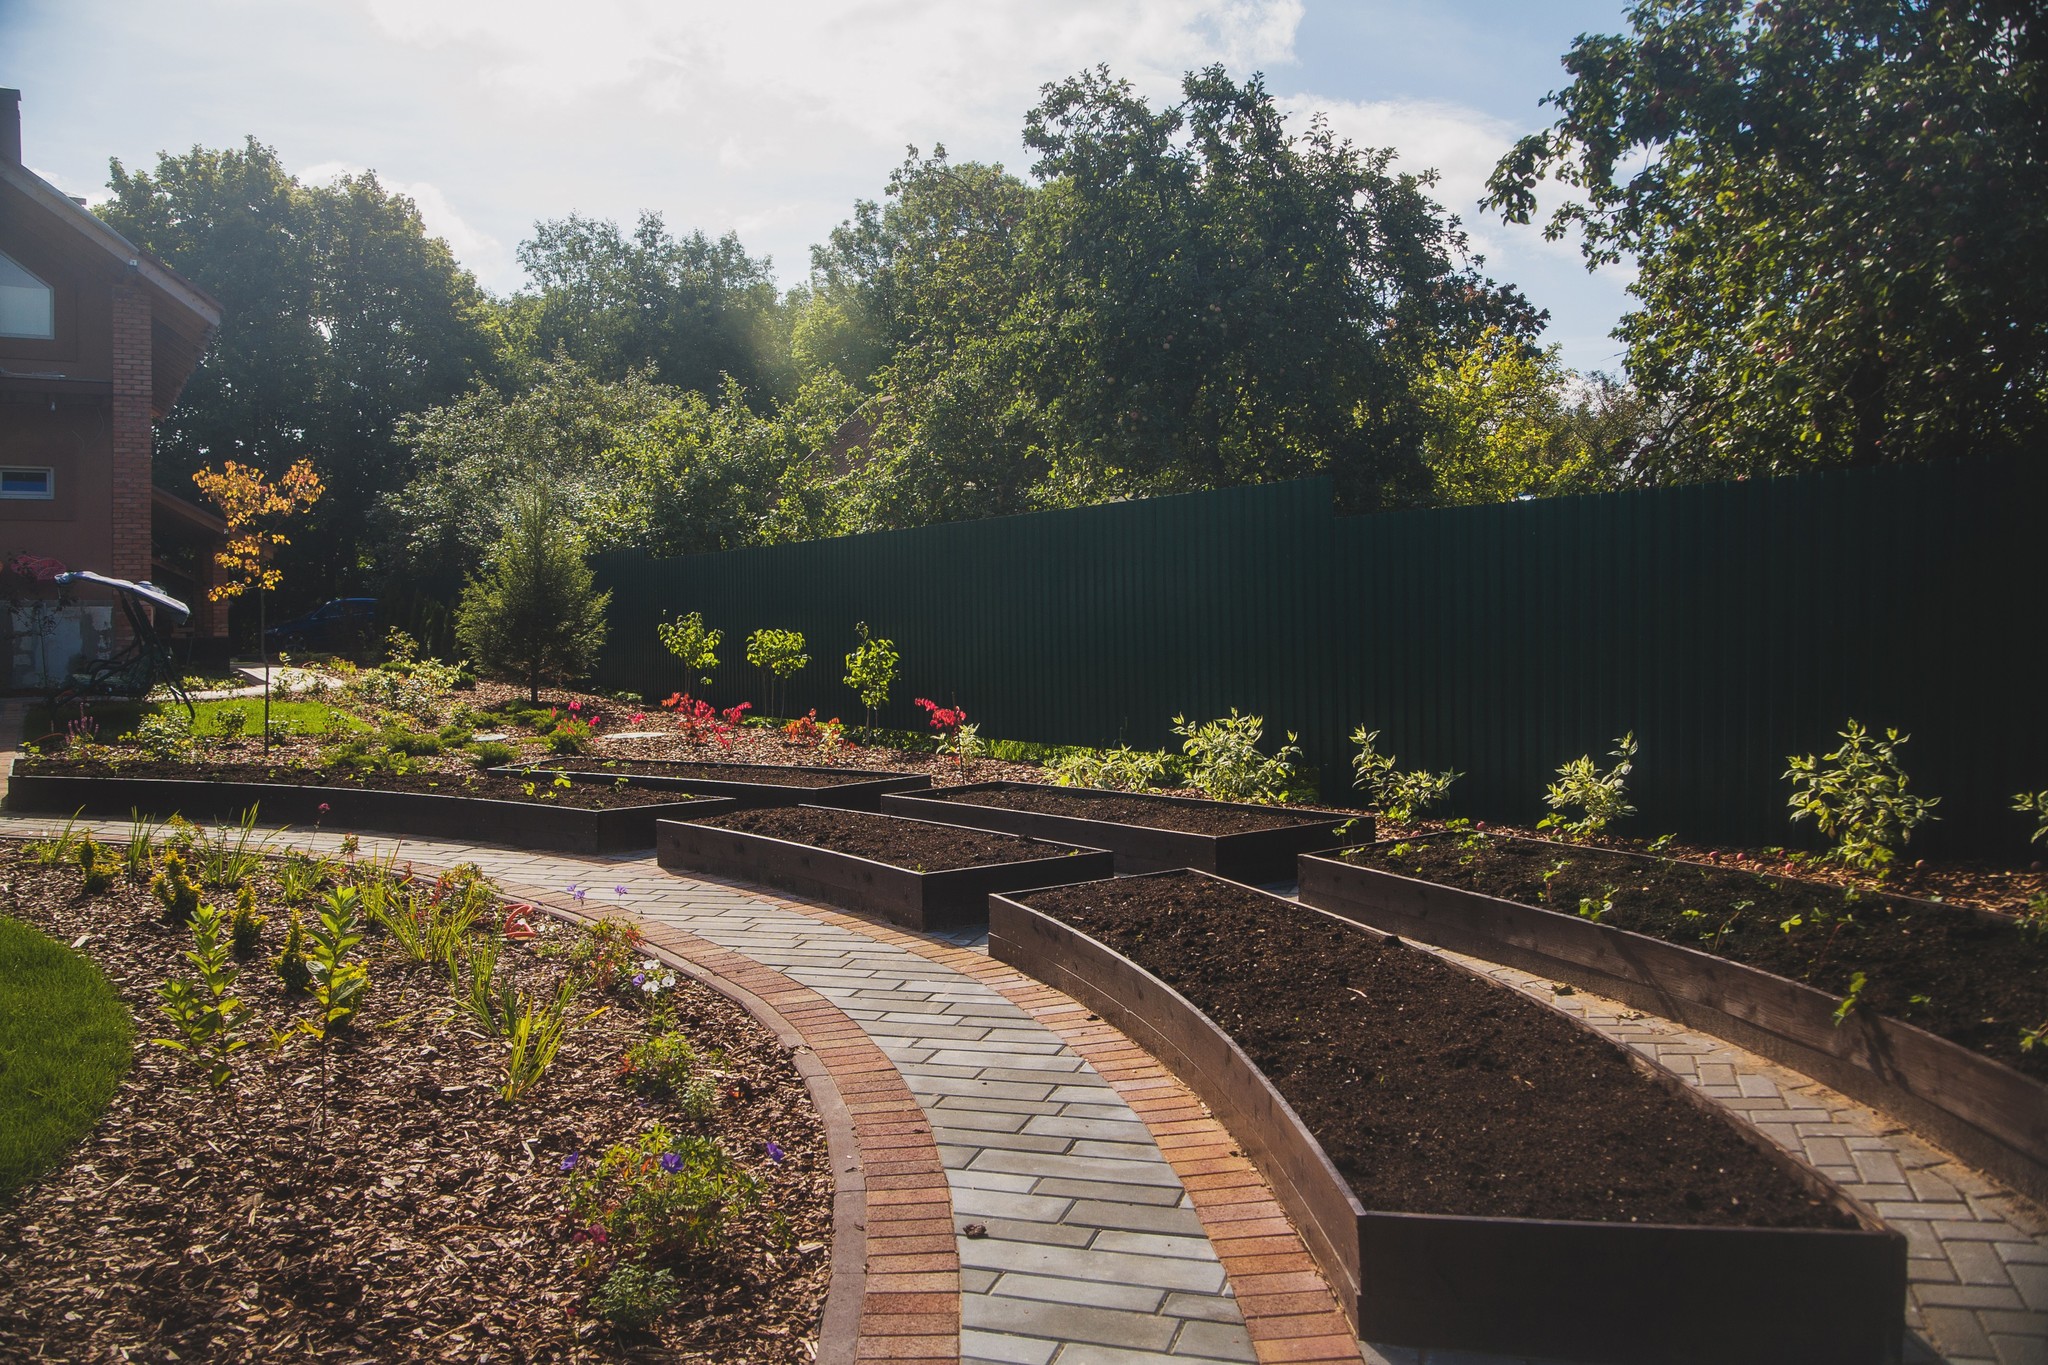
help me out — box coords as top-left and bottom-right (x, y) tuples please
(0, 845), (831, 1362)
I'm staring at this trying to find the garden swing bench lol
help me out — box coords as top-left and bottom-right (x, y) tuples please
(46, 571), (196, 716)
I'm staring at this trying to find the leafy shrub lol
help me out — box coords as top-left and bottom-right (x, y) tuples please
(1786, 721), (1939, 874)
(1539, 733), (1638, 840)
(302, 887), (369, 1037)
(152, 900), (250, 1091)
(230, 884), (266, 958)
(656, 611), (721, 686)
(745, 628), (808, 716)
(2014, 790), (2048, 849)
(74, 836), (114, 894)
(1349, 727), (1462, 823)
(1171, 710), (1304, 804)
(468, 739), (517, 770)
(274, 910), (311, 993)
(842, 622), (899, 731)
(1044, 745), (1174, 791)
(591, 1257), (684, 1329)
(129, 709), (194, 761)
(213, 708), (249, 741)
(151, 850), (202, 923)
(564, 1122), (760, 1256)
(544, 715), (595, 754)
(502, 977), (588, 1102)
(620, 1031), (719, 1118)
(571, 917), (646, 993)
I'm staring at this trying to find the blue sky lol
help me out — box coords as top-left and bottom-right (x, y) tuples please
(2, 0), (1638, 373)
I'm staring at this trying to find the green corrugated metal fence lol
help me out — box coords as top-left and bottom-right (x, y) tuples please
(592, 457), (2046, 855)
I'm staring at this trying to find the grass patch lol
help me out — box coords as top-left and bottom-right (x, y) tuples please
(0, 915), (133, 1201)
(190, 698), (367, 738)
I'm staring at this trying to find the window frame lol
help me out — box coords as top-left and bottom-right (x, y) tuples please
(0, 466), (57, 500)
(0, 250), (57, 341)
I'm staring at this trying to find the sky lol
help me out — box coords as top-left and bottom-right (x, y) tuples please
(1, 0), (1640, 374)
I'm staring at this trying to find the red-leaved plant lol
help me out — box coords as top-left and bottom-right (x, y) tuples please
(662, 694), (751, 750)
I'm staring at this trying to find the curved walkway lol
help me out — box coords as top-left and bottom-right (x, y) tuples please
(1, 784), (2042, 1362)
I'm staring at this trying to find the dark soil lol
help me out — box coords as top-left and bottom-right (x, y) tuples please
(1345, 835), (2048, 1081)
(0, 844), (830, 1361)
(697, 806), (1079, 871)
(18, 756), (700, 811)
(526, 758), (896, 789)
(928, 783), (1338, 835)
(1021, 873), (1853, 1229)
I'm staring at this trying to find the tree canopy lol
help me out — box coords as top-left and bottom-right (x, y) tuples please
(1486, 0), (2048, 476)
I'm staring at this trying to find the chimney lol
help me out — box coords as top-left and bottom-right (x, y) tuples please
(1, 89), (18, 165)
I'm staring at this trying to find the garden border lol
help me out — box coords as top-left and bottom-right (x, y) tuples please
(654, 808), (1113, 931)
(2, 765), (732, 855)
(500, 759), (931, 812)
(879, 781), (1360, 881)
(1297, 836), (2048, 1208)
(990, 872), (1910, 1365)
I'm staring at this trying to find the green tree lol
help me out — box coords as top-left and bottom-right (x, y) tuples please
(99, 139), (500, 593)
(1486, 0), (2048, 476)
(455, 485), (611, 702)
(508, 212), (790, 398)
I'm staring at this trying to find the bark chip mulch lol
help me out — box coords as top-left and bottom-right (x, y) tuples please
(1346, 835), (2048, 1080)
(0, 846), (830, 1362)
(18, 756), (701, 811)
(928, 782), (1334, 834)
(695, 805), (1078, 871)
(1021, 872), (1853, 1229)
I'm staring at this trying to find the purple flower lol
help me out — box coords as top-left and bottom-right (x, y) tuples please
(659, 1152), (683, 1174)
(765, 1140), (785, 1164)
(567, 883), (586, 904)
(560, 1152), (580, 1172)
(633, 972), (647, 987)
(614, 885), (629, 898)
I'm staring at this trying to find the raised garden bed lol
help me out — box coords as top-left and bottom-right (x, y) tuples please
(658, 805), (1112, 931)
(0, 841), (831, 1360)
(993, 871), (1905, 1365)
(501, 757), (932, 811)
(1299, 834), (2048, 1206)
(6, 759), (732, 855)
(880, 781), (1359, 881)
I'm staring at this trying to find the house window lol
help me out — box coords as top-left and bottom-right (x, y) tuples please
(0, 467), (55, 499)
(0, 251), (55, 339)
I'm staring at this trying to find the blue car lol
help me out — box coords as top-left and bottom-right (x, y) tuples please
(266, 597), (378, 653)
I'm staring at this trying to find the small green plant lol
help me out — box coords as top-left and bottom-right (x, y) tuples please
(1538, 733), (1638, 840)
(129, 709), (195, 760)
(571, 916), (647, 994)
(842, 621), (900, 732)
(197, 807), (272, 890)
(151, 850), (202, 924)
(1786, 721), (1940, 875)
(657, 610), (723, 686)
(304, 886), (370, 1037)
(2013, 791), (2048, 848)
(745, 627), (809, 718)
(1576, 886), (1617, 922)
(120, 809), (164, 882)
(453, 937), (518, 1036)
(1348, 727), (1462, 823)
(1172, 710), (1305, 804)
(153, 900), (251, 1091)
(274, 910), (312, 994)
(590, 1257), (686, 1329)
(74, 835), (114, 894)
(230, 884), (266, 958)
(1044, 744), (1175, 791)
(2016, 893), (2048, 943)
(468, 739), (517, 770)
(502, 977), (595, 1102)
(26, 812), (87, 869)
(2021, 1019), (2047, 1054)
(274, 849), (332, 904)
(1831, 971), (1869, 1026)
(544, 716), (595, 755)
(563, 1121), (760, 1256)
(620, 1031), (719, 1118)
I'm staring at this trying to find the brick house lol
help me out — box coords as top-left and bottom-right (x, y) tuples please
(0, 88), (226, 688)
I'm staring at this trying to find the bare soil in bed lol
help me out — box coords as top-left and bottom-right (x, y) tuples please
(17, 756), (701, 811)
(1345, 835), (2048, 1080)
(0, 847), (831, 1362)
(525, 757), (891, 788)
(696, 805), (1079, 871)
(926, 783), (1337, 835)
(1020, 872), (1852, 1228)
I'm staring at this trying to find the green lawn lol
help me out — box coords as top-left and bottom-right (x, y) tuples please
(189, 697), (367, 738)
(0, 916), (134, 1200)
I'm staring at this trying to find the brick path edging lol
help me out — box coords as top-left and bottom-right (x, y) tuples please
(690, 874), (1367, 1365)
(493, 888), (965, 1364)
